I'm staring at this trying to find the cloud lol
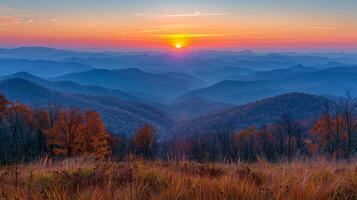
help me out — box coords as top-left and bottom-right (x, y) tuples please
(25, 19), (34, 24)
(299, 26), (338, 31)
(135, 11), (229, 18)
(159, 33), (227, 38)
(0, 16), (20, 25)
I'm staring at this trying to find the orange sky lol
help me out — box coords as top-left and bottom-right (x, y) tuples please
(1, 0), (357, 50)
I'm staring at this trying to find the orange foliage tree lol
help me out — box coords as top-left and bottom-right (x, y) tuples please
(0, 93), (112, 163)
(46, 109), (83, 157)
(133, 124), (156, 159)
(311, 113), (356, 159)
(46, 109), (111, 158)
(80, 111), (111, 158)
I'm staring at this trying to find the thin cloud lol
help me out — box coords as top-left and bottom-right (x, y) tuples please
(158, 33), (228, 38)
(0, 16), (20, 25)
(135, 11), (229, 18)
(299, 26), (338, 31)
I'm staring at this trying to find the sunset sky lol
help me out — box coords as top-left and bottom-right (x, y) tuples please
(1, 0), (357, 51)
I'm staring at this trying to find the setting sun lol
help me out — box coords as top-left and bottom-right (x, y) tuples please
(175, 43), (182, 49)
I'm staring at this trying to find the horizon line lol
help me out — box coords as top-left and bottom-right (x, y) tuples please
(1, 45), (357, 54)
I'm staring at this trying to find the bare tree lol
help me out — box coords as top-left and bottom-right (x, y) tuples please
(211, 120), (237, 161)
(275, 114), (303, 161)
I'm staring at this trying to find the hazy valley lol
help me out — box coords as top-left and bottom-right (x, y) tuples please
(0, 47), (357, 136)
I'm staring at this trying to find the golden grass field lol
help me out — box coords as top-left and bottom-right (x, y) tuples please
(1, 158), (357, 200)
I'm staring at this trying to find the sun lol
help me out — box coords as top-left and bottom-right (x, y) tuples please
(175, 43), (182, 49)
(167, 34), (189, 50)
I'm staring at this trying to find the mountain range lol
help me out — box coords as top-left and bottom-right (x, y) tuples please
(1, 46), (357, 137)
(0, 77), (330, 138)
(0, 58), (92, 77)
(178, 65), (357, 104)
(53, 68), (207, 102)
(175, 93), (329, 136)
(0, 78), (173, 135)
(0, 72), (142, 102)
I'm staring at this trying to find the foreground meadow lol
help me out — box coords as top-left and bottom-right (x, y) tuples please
(0, 158), (357, 200)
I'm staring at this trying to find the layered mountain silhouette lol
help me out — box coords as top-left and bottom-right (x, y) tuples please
(1, 72), (142, 102)
(193, 67), (254, 83)
(1, 47), (357, 137)
(175, 93), (329, 135)
(169, 97), (233, 121)
(54, 68), (207, 102)
(0, 58), (92, 77)
(0, 47), (93, 60)
(178, 65), (357, 104)
(0, 78), (173, 135)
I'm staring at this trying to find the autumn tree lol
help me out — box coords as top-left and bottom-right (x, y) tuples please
(0, 96), (52, 163)
(46, 109), (83, 157)
(312, 94), (357, 160)
(312, 113), (339, 158)
(79, 111), (111, 158)
(335, 92), (357, 159)
(133, 124), (157, 159)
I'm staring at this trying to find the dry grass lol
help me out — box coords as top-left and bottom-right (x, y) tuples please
(1, 158), (357, 200)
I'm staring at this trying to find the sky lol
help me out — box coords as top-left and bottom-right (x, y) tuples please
(1, 0), (357, 51)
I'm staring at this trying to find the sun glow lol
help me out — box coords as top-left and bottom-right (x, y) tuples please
(175, 43), (182, 49)
(165, 34), (190, 50)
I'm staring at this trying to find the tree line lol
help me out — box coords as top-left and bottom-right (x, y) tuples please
(1, 92), (357, 164)
(0, 94), (157, 164)
(165, 93), (357, 162)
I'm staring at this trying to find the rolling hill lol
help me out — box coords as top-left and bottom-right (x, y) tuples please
(0, 78), (173, 135)
(178, 66), (357, 104)
(1, 72), (142, 102)
(193, 67), (254, 83)
(160, 72), (207, 87)
(0, 58), (93, 77)
(168, 97), (233, 121)
(177, 80), (283, 104)
(175, 93), (330, 135)
(54, 68), (206, 101)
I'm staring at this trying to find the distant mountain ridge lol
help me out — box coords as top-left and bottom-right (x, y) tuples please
(0, 58), (93, 77)
(178, 65), (357, 104)
(169, 97), (233, 121)
(0, 78), (173, 135)
(175, 93), (329, 135)
(0, 72), (142, 102)
(54, 68), (207, 102)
